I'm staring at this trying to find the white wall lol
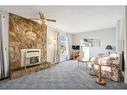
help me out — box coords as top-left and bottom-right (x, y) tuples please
(47, 26), (58, 63)
(116, 20), (124, 52)
(72, 27), (116, 57)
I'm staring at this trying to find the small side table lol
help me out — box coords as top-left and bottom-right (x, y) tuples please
(72, 50), (80, 60)
(78, 60), (89, 71)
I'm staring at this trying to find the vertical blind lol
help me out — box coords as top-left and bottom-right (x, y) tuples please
(0, 14), (7, 79)
(0, 30), (5, 79)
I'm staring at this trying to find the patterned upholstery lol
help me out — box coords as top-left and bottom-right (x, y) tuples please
(89, 53), (122, 81)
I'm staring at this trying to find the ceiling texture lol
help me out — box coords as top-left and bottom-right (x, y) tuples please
(0, 6), (124, 33)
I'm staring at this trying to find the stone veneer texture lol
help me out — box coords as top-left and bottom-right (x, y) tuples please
(9, 13), (47, 70)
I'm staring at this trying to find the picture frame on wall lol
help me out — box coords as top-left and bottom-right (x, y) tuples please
(82, 38), (101, 47)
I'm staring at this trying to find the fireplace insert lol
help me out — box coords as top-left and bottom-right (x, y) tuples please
(30, 56), (39, 64)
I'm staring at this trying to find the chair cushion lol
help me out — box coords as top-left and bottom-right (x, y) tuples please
(90, 57), (98, 64)
(109, 53), (120, 59)
(98, 57), (111, 65)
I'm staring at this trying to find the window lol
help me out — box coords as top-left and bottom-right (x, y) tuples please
(59, 33), (67, 47)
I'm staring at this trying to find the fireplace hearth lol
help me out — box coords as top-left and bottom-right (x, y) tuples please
(10, 49), (51, 79)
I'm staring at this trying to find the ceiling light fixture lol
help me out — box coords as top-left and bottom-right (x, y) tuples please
(38, 20), (42, 24)
(45, 22), (47, 25)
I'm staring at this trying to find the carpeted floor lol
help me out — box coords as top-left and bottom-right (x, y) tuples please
(0, 60), (127, 89)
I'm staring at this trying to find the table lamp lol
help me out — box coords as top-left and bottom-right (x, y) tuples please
(105, 45), (113, 55)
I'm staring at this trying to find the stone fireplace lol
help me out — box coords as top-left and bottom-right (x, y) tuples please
(8, 13), (50, 79)
(9, 13), (47, 70)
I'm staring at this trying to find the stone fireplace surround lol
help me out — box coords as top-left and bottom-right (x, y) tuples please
(9, 13), (48, 79)
(9, 13), (47, 70)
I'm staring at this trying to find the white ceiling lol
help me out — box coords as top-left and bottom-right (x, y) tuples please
(0, 6), (124, 33)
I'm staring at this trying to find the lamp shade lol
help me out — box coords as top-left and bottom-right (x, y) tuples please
(105, 45), (113, 50)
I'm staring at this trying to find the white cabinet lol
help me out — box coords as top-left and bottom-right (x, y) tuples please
(80, 46), (89, 61)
